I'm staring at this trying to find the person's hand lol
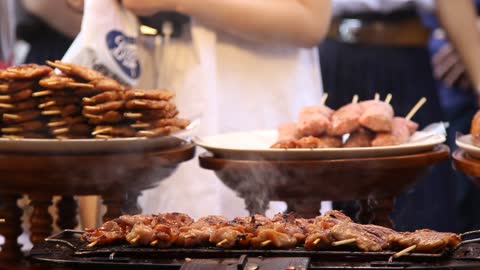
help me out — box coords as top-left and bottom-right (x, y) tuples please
(121, 0), (177, 16)
(432, 43), (472, 90)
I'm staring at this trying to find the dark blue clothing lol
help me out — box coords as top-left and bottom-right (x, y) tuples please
(420, 9), (480, 233)
(319, 38), (458, 232)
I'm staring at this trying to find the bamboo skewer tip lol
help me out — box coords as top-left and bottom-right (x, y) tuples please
(352, 95), (359, 104)
(92, 127), (113, 136)
(320, 93), (329, 105)
(393, 245), (417, 258)
(261, 240), (272, 247)
(405, 97), (427, 120)
(130, 235), (140, 244)
(331, 238), (357, 246)
(33, 90), (53, 97)
(313, 238), (321, 245)
(86, 240), (98, 248)
(385, 93), (393, 104)
(216, 239), (228, 247)
(0, 103), (14, 109)
(3, 114), (20, 119)
(150, 240), (158, 246)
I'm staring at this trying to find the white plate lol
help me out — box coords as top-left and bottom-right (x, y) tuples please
(456, 134), (480, 159)
(194, 129), (446, 160)
(0, 120), (199, 154)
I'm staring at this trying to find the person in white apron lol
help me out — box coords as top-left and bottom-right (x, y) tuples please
(124, 1), (332, 219)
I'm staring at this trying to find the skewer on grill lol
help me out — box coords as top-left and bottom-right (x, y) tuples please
(150, 240), (158, 246)
(87, 240), (98, 248)
(42, 110), (61, 116)
(261, 240), (272, 246)
(216, 239), (228, 247)
(389, 244), (417, 262)
(0, 103), (14, 109)
(332, 238), (357, 246)
(385, 93), (392, 104)
(92, 127), (113, 136)
(313, 238), (321, 245)
(320, 93), (329, 105)
(38, 100), (56, 109)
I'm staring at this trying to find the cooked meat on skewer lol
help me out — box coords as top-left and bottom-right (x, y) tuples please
(277, 123), (300, 141)
(371, 117), (419, 147)
(0, 89), (33, 102)
(2, 120), (44, 133)
(0, 80), (34, 93)
(46, 60), (104, 81)
(83, 91), (124, 105)
(327, 102), (363, 136)
(83, 101), (124, 114)
(131, 118), (190, 129)
(298, 104), (334, 119)
(359, 100), (394, 132)
(471, 111), (480, 146)
(176, 215), (228, 247)
(42, 104), (80, 117)
(90, 77), (125, 92)
(92, 125), (136, 137)
(123, 109), (179, 121)
(39, 74), (92, 89)
(3, 110), (41, 124)
(329, 222), (389, 252)
(388, 229), (461, 253)
(48, 116), (85, 127)
(39, 96), (81, 109)
(50, 123), (91, 135)
(344, 127), (375, 148)
(137, 126), (182, 138)
(271, 136), (342, 149)
(83, 220), (127, 246)
(0, 99), (37, 113)
(155, 212), (195, 228)
(209, 222), (250, 248)
(0, 64), (52, 80)
(84, 111), (123, 124)
(297, 113), (330, 137)
(125, 99), (176, 111)
(125, 89), (174, 101)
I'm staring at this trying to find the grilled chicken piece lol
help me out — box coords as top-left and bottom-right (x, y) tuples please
(123, 109), (179, 121)
(0, 64), (52, 80)
(209, 223), (250, 248)
(83, 220), (126, 246)
(83, 101), (124, 114)
(39, 74), (78, 89)
(388, 229), (461, 253)
(250, 228), (298, 249)
(328, 103), (363, 136)
(117, 214), (156, 227)
(126, 223), (156, 246)
(299, 104), (334, 119)
(125, 99), (176, 111)
(359, 100), (394, 132)
(277, 122), (300, 141)
(46, 60), (104, 81)
(90, 77), (125, 92)
(297, 113), (330, 137)
(84, 111), (123, 124)
(330, 222), (394, 252)
(137, 126), (182, 138)
(83, 91), (124, 105)
(0, 89), (32, 103)
(176, 215), (228, 247)
(125, 89), (175, 101)
(155, 212), (194, 228)
(3, 110), (41, 124)
(471, 111), (480, 146)
(372, 117), (418, 147)
(344, 127), (375, 148)
(0, 80), (34, 93)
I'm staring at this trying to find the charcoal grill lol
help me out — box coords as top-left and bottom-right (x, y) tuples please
(28, 230), (480, 270)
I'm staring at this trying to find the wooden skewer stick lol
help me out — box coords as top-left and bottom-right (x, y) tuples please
(84, 113), (102, 119)
(87, 240), (98, 248)
(52, 128), (69, 135)
(68, 82), (94, 89)
(138, 130), (155, 136)
(405, 97), (427, 120)
(48, 121), (67, 127)
(84, 105), (99, 111)
(320, 93), (329, 105)
(33, 90), (53, 97)
(130, 235), (141, 244)
(133, 101), (148, 106)
(95, 135), (113, 139)
(150, 240), (158, 246)
(332, 238), (357, 246)
(0, 103), (14, 109)
(92, 127), (113, 136)
(0, 95), (11, 101)
(82, 97), (93, 103)
(124, 112), (142, 119)
(3, 114), (20, 120)
(39, 101), (56, 109)
(131, 123), (151, 129)
(0, 218), (5, 223)
(42, 110), (61, 116)
(0, 85), (8, 91)
(374, 93), (380, 101)
(134, 92), (146, 97)
(46, 60), (72, 71)
(352, 95), (359, 104)
(216, 239), (228, 247)
(393, 245), (416, 258)
(313, 238), (321, 245)
(385, 93), (392, 104)
(261, 240), (272, 247)
(184, 234), (195, 239)
(2, 127), (23, 133)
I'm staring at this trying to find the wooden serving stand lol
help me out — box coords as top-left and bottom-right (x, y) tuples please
(199, 144), (449, 228)
(452, 149), (480, 185)
(0, 142), (195, 261)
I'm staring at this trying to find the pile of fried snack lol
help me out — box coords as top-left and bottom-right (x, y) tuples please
(0, 62), (189, 139)
(83, 211), (460, 254)
(272, 95), (421, 149)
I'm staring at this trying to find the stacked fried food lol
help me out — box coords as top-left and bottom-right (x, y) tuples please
(82, 211), (460, 254)
(272, 94), (423, 149)
(0, 62), (189, 139)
